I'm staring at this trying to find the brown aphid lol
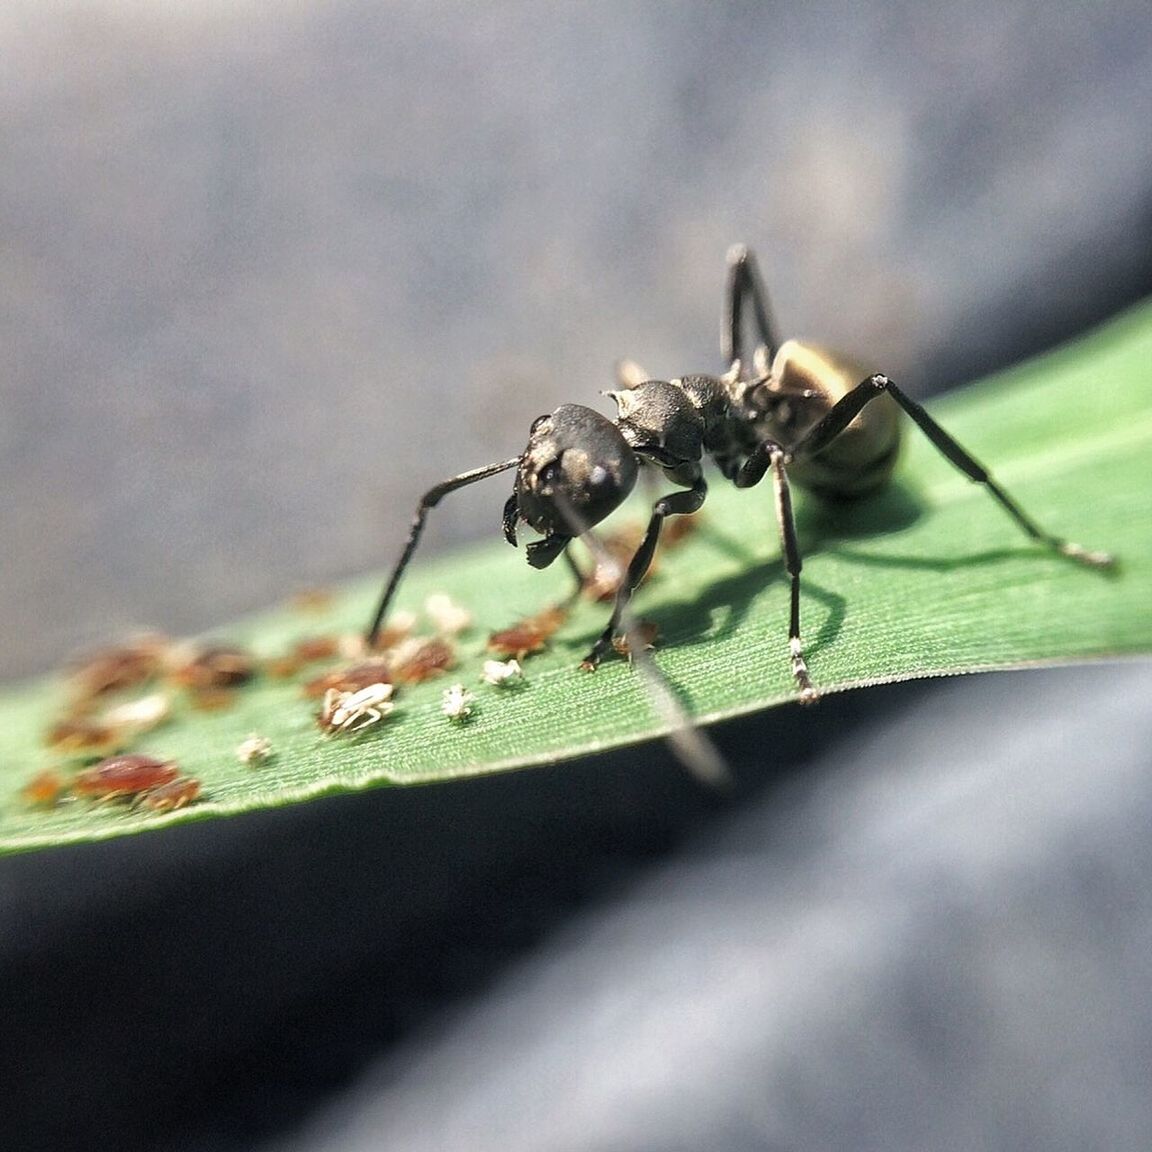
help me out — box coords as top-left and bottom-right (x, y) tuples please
(73, 754), (179, 801)
(288, 586), (335, 614)
(21, 769), (67, 807)
(136, 776), (201, 813)
(581, 524), (647, 600)
(265, 655), (305, 679)
(389, 636), (456, 684)
(661, 513), (701, 549)
(266, 634), (345, 679)
(43, 717), (121, 756)
(611, 619), (661, 661)
(186, 687), (240, 712)
(487, 604), (569, 661)
(292, 635), (342, 663)
(68, 635), (169, 699)
(303, 658), (394, 699)
(171, 644), (256, 690)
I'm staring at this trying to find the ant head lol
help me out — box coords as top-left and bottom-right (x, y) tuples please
(510, 403), (638, 566)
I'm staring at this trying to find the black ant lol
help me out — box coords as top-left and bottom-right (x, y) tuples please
(367, 246), (1114, 703)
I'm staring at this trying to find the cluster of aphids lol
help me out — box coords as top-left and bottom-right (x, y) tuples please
(19, 631), (269, 812)
(298, 513), (697, 738)
(16, 524), (688, 814)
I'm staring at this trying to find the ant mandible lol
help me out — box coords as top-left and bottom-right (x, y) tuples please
(366, 246), (1114, 702)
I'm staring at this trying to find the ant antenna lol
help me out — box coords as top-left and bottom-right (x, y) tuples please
(366, 457), (522, 648)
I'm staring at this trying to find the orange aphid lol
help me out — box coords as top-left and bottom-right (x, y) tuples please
(171, 645), (255, 690)
(186, 687), (240, 712)
(43, 718), (120, 756)
(288, 586), (335, 614)
(21, 769), (67, 807)
(68, 635), (169, 699)
(389, 637), (456, 684)
(292, 635), (342, 663)
(487, 604), (569, 660)
(611, 619), (661, 660)
(137, 776), (201, 812)
(73, 755), (179, 800)
(580, 525), (646, 602)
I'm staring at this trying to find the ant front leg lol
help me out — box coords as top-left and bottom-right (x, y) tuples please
(560, 545), (589, 603)
(797, 375), (1115, 569)
(580, 480), (708, 671)
(723, 244), (779, 377)
(736, 441), (818, 703)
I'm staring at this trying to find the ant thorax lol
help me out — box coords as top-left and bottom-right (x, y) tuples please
(608, 374), (759, 484)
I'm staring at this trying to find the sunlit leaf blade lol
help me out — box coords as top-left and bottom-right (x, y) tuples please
(3, 303), (1152, 853)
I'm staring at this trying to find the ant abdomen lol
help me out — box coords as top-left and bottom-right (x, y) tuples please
(507, 403), (639, 568)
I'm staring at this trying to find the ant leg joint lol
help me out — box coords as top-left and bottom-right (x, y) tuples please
(791, 638), (820, 705)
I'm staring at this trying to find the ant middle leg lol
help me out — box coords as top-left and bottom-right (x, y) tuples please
(580, 480), (708, 670)
(796, 375), (1115, 570)
(735, 441), (818, 702)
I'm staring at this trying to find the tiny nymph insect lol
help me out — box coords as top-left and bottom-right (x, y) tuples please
(366, 246), (1114, 701)
(319, 682), (395, 735)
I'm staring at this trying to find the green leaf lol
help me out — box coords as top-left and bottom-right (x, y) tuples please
(3, 303), (1152, 853)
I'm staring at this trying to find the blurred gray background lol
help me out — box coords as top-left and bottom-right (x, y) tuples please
(2, 3), (1152, 1151)
(4, 0), (1151, 679)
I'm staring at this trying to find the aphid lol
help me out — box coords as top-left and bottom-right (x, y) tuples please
(388, 636), (456, 684)
(43, 717), (120, 756)
(611, 619), (661, 661)
(481, 658), (524, 686)
(171, 644), (256, 690)
(424, 593), (472, 635)
(289, 586), (336, 614)
(486, 604), (569, 661)
(266, 636), (343, 680)
(292, 635), (343, 663)
(660, 513), (700, 549)
(579, 523), (647, 601)
(21, 769), (67, 807)
(102, 692), (172, 736)
(236, 734), (274, 765)
(72, 754), (179, 801)
(68, 634), (169, 700)
(136, 776), (201, 812)
(441, 683), (475, 721)
(186, 687), (239, 712)
(366, 246), (1114, 702)
(48, 692), (171, 757)
(303, 658), (394, 699)
(318, 683), (395, 735)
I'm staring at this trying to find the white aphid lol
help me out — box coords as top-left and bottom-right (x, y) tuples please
(320, 683), (395, 735)
(424, 593), (472, 635)
(236, 733), (274, 765)
(102, 692), (171, 734)
(441, 683), (475, 721)
(481, 658), (524, 686)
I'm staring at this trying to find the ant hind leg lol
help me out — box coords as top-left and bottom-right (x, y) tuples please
(795, 375), (1115, 570)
